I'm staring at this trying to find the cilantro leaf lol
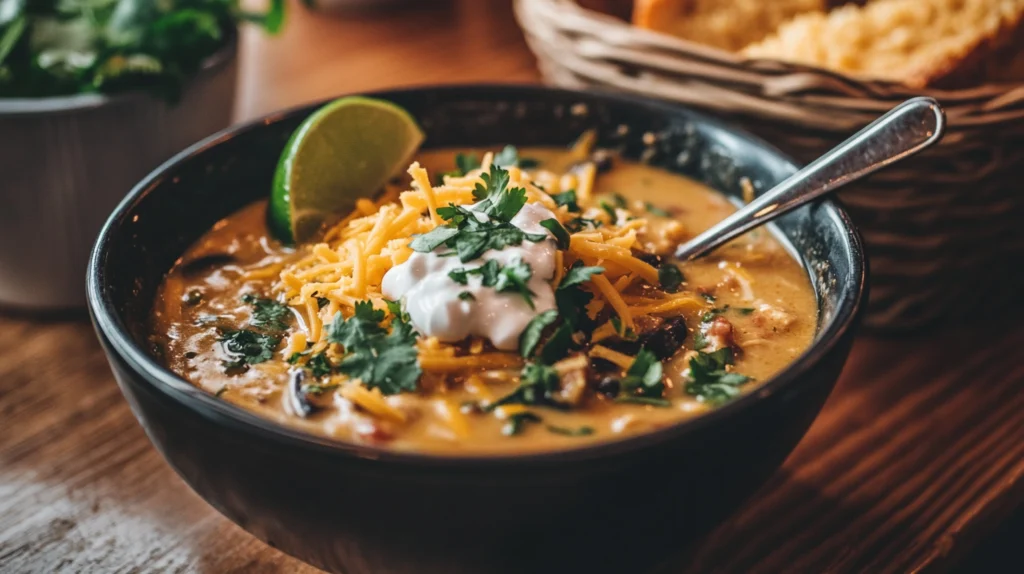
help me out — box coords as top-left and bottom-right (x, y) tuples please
(610, 193), (628, 208)
(487, 363), (564, 411)
(409, 226), (460, 253)
(325, 302), (386, 350)
(599, 201), (618, 222)
(494, 258), (535, 308)
(219, 329), (279, 370)
(617, 348), (665, 400)
(658, 263), (685, 293)
(539, 321), (574, 364)
(550, 190), (580, 212)
(455, 153), (481, 176)
(685, 348), (752, 405)
(645, 202), (671, 217)
(328, 300), (421, 395)
(519, 310), (560, 358)
(458, 291), (476, 301)
(241, 294), (291, 332)
(306, 352), (334, 378)
(565, 217), (601, 233)
(502, 411), (542, 436)
(558, 262), (604, 289)
(540, 218), (570, 249)
(493, 145), (520, 167)
(546, 424), (594, 436)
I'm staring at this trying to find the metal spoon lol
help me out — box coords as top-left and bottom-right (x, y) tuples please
(674, 97), (945, 261)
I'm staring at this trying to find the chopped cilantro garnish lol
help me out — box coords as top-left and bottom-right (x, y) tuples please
(493, 145), (520, 168)
(302, 383), (340, 395)
(241, 294), (291, 331)
(550, 190), (580, 212)
(736, 307), (756, 315)
(599, 200), (618, 222)
(219, 329), (279, 370)
(685, 348), (751, 404)
(409, 226), (460, 252)
(701, 293), (716, 303)
(614, 396), (671, 407)
(519, 310), (559, 358)
(644, 202), (671, 217)
(546, 424), (595, 436)
(458, 291), (476, 301)
(503, 412), (542, 436)
(701, 306), (731, 322)
(658, 263), (685, 293)
(565, 217), (601, 233)
(540, 218), (570, 249)
(325, 301), (421, 395)
(306, 352), (334, 378)
(411, 167), (546, 263)
(616, 348), (665, 401)
(448, 258), (536, 307)
(487, 363), (564, 411)
(458, 153), (482, 174)
(693, 330), (708, 351)
(609, 315), (637, 340)
(610, 193), (628, 208)
(558, 262), (604, 289)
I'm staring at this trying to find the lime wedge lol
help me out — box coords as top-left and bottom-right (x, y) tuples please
(269, 97), (425, 243)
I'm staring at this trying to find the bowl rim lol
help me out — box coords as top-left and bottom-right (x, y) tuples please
(87, 83), (865, 469)
(0, 33), (237, 116)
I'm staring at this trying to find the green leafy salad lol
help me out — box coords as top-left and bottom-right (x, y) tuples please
(0, 0), (284, 99)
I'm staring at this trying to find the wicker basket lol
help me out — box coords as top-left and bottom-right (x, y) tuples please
(515, 0), (1024, 330)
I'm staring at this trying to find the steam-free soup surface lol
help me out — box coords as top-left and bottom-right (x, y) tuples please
(151, 149), (816, 454)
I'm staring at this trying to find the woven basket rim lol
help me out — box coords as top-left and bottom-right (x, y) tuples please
(520, 0), (1024, 106)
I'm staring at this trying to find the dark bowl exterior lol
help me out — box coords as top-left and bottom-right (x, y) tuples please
(87, 85), (865, 574)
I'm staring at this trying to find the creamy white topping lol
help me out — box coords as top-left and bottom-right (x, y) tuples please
(381, 202), (559, 351)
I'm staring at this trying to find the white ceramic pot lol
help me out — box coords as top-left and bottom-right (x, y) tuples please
(0, 41), (238, 310)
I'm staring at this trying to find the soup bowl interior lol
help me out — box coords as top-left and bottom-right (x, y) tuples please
(88, 85), (864, 574)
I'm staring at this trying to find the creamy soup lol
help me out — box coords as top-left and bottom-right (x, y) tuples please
(150, 148), (816, 454)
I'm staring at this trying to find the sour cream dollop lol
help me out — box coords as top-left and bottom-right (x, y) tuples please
(381, 202), (559, 351)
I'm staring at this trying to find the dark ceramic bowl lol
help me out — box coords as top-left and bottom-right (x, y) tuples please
(87, 85), (865, 574)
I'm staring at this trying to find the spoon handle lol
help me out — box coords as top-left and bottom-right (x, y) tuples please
(674, 97), (945, 261)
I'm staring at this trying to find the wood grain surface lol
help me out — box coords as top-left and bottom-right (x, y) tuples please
(2, 2), (1022, 573)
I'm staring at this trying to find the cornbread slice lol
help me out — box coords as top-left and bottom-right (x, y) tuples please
(633, 0), (828, 51)
(742, 0), (1024, 88)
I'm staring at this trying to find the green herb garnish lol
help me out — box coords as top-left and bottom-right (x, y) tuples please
(550, 190), (580, 212)
(685, 348), (751, 404)
(546, 424), (594, 436)
(487, 363), (564, 411)
(519, 309), (559, 358)
(219, 329), (279, 369)
(615, 348), (666, 403)
(644, 202), (671, 217)
(325, 301), (421, 395)
(410, 165), (546, 262)
(658, 263), (685, 293)
(448, 258), (536, 308)
(241, 294), (291, 331)
(540, 218), (570, 249)
(503, 412), (542, 436)
(458, 291), (476, 301)
(0, 0), (285, 100)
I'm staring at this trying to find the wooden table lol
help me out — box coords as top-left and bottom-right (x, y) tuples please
(2, 2), (1021, 572)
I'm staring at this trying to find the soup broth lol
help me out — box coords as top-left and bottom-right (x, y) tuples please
(151, 148), (816, 454)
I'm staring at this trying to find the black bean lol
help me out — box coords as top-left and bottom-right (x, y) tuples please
(631, 249), (663, 268)
(596, 376), (620, 398)
(638, 316), (688, 360)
